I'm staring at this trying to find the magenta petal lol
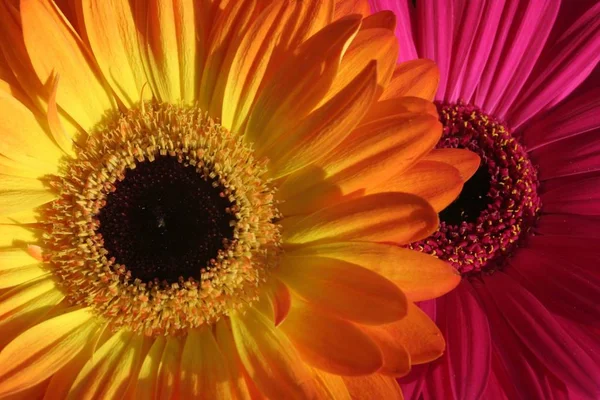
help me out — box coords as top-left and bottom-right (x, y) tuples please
(531, 128), (600, 180)
(414, 0), (455, 99)
(473, 278), (556, 399)
(441, 282), (491, 400)
(483, 272), (600, 398)
(506, 248), (600, 326)
(397, 364), (428, 400)
(476, 0), (560, 119)
(553, 314), (600, 372)
(523, 87), (600, 150)
(541, 172), (600, 215)
(535, 213), (600, 239)
(508, 3), (600, 128)
(444, 1), (486, 103)
(524, 235), (600, 274)
(369, 0), (419, 62)
(451, 0), (506, 104)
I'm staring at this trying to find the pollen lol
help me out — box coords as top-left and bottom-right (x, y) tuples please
(42, 103), (281, 336)
(409, 102), (541, 275)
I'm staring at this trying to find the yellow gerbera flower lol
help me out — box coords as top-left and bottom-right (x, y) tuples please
(0, 0), (478, 398)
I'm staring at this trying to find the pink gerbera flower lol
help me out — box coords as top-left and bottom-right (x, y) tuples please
(369, 0), (600, 398)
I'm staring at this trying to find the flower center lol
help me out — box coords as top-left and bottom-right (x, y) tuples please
(410, 102), (541, 275)
(43, 103), (280, 336)
(97, 156), (236, 283)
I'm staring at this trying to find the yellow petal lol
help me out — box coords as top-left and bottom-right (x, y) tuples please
(21, 0), (116, 131)
(277, 255), (406, 324)
(267, 59), (378, 179)
(334, 0), (371, 19)
(198, 0), (257, 116)
(380, 59), (440, 101)
(138, 0), (200, 103)
(0, 248), (40, 269)
(214, 320), (255, 400)
(288, 242), (461, 302)
(280, 297), (383, 376)
(135, 336), (166, 400)
(0, 174), (55, 218)
(369, 160), (463, 212)
(0, 90), (62, 174)
(156, 336), (183, 400)
(423, 148), (481, 182)
(282, 192), (439, 245)
(246, 15), (362, 154)
(180, 328), (233, 399)
(0, 277), (64, 349)
(375, 302), (445, 365)
(0, 263), (48, 289)
(67, 330), (145, 400)
(343, 374), (404, 400)
(0, 307), (99, 397)
(231, 306), (318, 399)
(79, 0), (150, 107)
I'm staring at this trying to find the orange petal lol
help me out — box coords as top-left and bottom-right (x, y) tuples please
(277, 255), (406, 324)
(318, 112), (442, 190)
(334, 0), (371, 19)
(376, 302), (445, 365)
(21, 0), (115, 131)
(380, 59), (440, 101)
(319, 16), (398, 106)
(156, 336), (183, 399)
(267, 60), (378, 179)
(423, 148), (481, 182)
(342, 374), (404, 400)
(67, 330), (146, 400)
(365, 96), (439, 122)
(282, 192), (439, 245)
(369, 160), (463, 212)
(361, 325), (411, 377)
(0, 307), (99, 397)
(230, 306), (318, 399)
(246, 15), (362, 154)
(79, 0), (150, 106)
(280, 297), (383, 376)
(287, 242), (460, 302)
(271, 279), (291, 327)
(313, 368), (351, 399)
(180, 328), (233, 399)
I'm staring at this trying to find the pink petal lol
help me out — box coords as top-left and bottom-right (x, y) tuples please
(424, 282), (491, 400)
(483, 272), (600, 398)
(397, 364), (428, 400)
(413, 0), (456, 99)
(523, 87), (600, 150)
(508, 3), (600, 128)
(531, 128), (600, 180)
(475, 0), (560, 119)
(541, 172), (600, 215)
(535, 213), (600, 239)
(369, 0), (418, 62)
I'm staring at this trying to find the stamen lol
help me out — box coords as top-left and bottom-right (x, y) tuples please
(410, 102), (541, 275)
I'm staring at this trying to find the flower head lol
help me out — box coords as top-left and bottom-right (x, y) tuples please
(0, 0), (474, 398)
(369, 0), (600, 398)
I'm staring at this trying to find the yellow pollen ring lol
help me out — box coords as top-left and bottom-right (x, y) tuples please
(42, 103), (281, 336)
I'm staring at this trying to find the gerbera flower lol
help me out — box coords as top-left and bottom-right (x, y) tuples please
(368, 0), (600, 398)
(0, 0), (477, 398)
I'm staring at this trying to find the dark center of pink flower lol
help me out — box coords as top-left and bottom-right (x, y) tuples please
(410, 102), (541, 275)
